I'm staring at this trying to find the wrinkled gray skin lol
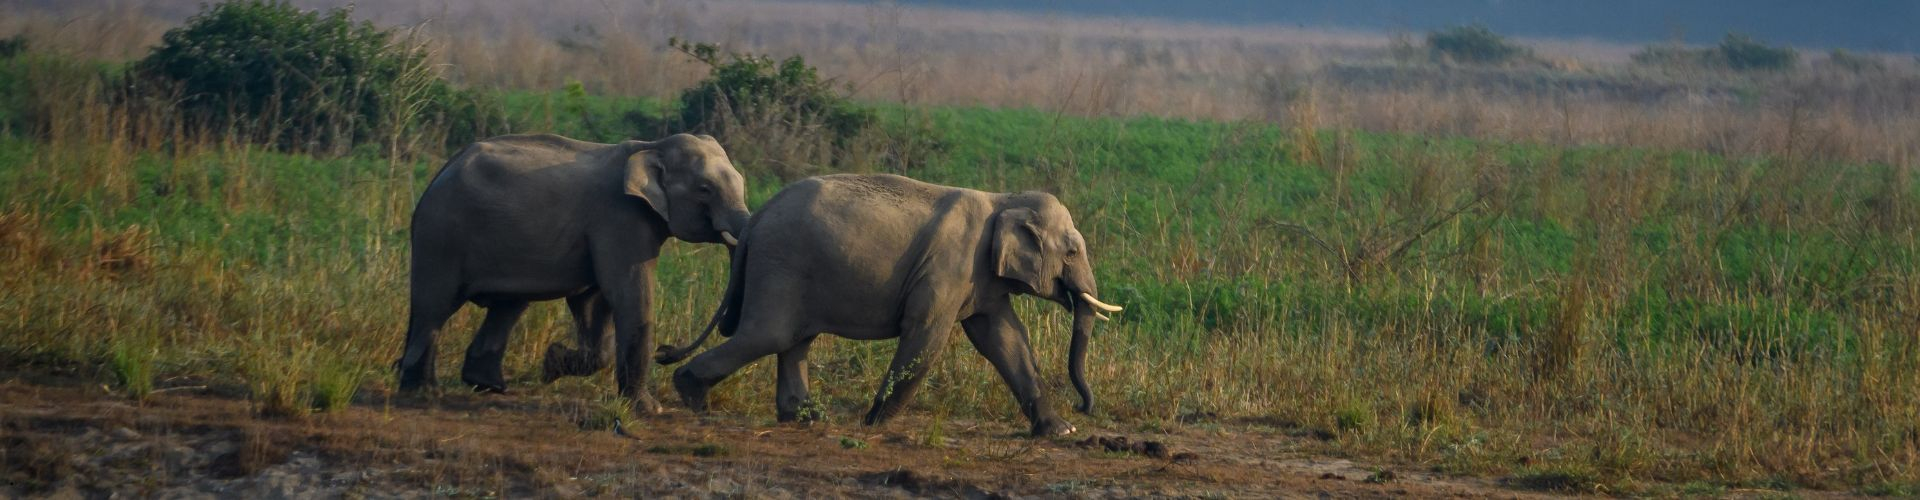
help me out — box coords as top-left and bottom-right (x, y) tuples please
(398, 133), (749, 413)
(661, 174), (1113, 437)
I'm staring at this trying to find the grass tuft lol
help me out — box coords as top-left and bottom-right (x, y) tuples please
(308, 354), (365, 413)
(105, 335), (154, 400)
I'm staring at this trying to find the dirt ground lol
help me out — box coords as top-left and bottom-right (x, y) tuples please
(0, 374), (1629, 498)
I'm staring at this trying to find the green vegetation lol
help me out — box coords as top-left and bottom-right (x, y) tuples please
(1717, 34), (1799, 71)
(0, 35), (26, 59)
(578, 396), (633, 432)
(1426, 24), (1531, 65)
(107, 334), (155, 400)
(134, 0), (499, 153)
(669, 38), (874, 180)
(0, 2), (1916, 493)
(1826, 49), (1886, 73)
(1633, 33), (1800, 72)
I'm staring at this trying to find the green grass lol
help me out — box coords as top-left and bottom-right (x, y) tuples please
(2, 74), (1918, 490)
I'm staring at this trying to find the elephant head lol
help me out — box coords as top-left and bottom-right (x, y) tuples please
(992, 192), (1124, 414)
(620, 134), (751, 246)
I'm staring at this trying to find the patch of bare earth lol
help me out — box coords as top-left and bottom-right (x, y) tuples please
(0, 378), (1547, 498)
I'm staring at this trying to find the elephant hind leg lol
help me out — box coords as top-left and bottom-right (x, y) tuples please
(398, 280), (463, 392)
(774, 337), (818, 422)
(461, 300), (530, 394)
(674, 296), (806, 413)
(544, 291), (614, 382)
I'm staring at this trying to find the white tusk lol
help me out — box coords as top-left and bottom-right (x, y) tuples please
(1079, 292), (1123, 312)
(721, 231), (739, 246)
(1095, 312), (1111, 321)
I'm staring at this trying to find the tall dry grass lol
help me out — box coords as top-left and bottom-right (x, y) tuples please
(4, 0), (1920, 494)
(17, 0), (1916, 170)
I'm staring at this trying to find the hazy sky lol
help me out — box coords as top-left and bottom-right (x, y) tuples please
(895, 0), (1918, 53)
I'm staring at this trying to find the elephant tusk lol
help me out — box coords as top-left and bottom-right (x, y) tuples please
(1095, 312), (1111, 321)
(1079, 292), (1123, 312)
(721, 231), (739, 246)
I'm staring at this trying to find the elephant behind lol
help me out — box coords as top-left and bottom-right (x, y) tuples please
(661, 173), (1123, 436)
(399, 133), (749, 413)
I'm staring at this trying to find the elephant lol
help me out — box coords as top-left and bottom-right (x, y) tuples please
(397, 133), (750, 413)
(657, 173), (1124, 436)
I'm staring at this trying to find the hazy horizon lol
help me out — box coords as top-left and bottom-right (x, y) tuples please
(878, 0), (1917, 53)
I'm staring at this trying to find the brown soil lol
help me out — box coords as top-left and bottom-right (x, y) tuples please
(0, 376), (1558, 499)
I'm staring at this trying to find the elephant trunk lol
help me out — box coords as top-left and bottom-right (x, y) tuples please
(714, 208), (750, 247)
(1069, 298), (1095, 414)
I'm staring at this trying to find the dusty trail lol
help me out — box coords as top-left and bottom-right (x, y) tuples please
(0, 377), (1550, 498)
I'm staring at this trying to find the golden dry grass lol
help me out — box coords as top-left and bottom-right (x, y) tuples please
(5, 1), (1920, 495)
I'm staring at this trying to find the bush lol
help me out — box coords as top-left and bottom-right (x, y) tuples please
(0, 52), (109, 138)
(1427, 25), (1530, 65)
(1632, 34), (1798, 72)
(133, 0), (499, 154)
(1717, 34), (1797, 71)
(1629, 44), (1711, 68)
(670, 38), (872, 180)
(1825, 49), (1885, 73)
(0, 35), (26, 59)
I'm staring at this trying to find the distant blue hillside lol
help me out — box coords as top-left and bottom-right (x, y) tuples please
(891, 0), (1917, 53)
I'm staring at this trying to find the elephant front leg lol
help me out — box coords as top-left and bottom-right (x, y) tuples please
(862, 317), (957, 426)
(961, 312), (1075, 437)
(602, 264), (663, 415)
(544, 291), (614, 383)
(775, 338), (818, 422)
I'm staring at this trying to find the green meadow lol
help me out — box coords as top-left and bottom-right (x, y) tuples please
(6, 69), (1919, 494)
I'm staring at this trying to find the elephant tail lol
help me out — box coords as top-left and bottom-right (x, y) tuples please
(716, 236), (748, 338)
(654, 300), (725, 365)
(654, 236), (750, 365)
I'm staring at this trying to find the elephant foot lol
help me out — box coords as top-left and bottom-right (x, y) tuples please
(396, 379), (429, 393)
(629, 392), (663, 416)
(861, 405), (897, 427)
(540, 343), (572, 384)
(671, 368), (709, 413)
(396, 364), (434, 393)
(1030, 417), (1077, 438)
(776, 403), (824, 424)
(461, 372), (508, 395)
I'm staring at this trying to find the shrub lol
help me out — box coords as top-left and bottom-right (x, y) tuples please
(1629, 44), (1711, 68)
(133, 0), (498, 154)
(1825, 49), (1884, 73)
(0, 35), (26, 59)
(1630, 34), (1799, 72)
(670, 38), (872, 180)
(1717, 33), (1797, 71)
(1427, 25), (1530, 65)
(0, 53), (107, 138)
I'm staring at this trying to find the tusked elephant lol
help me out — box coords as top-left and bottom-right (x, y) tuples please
(398, 133), (749, 413)
(657, 173), (1123, 436)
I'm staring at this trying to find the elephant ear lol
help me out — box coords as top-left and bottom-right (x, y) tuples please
(622, 148), (670, 221)
(993, 207), (1046, 291)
